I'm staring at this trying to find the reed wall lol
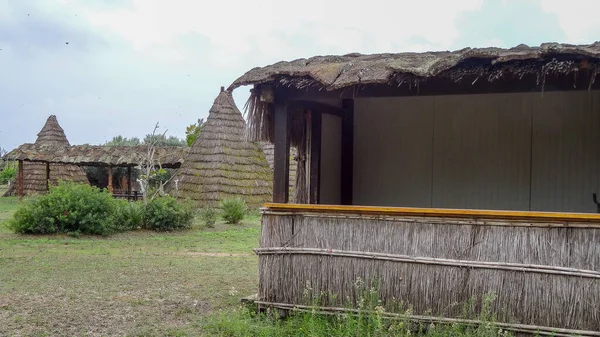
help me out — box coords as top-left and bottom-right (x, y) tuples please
(256, 207), (600, 335)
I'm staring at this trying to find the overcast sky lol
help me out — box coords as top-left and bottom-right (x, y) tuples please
(1, 0), (599, 150)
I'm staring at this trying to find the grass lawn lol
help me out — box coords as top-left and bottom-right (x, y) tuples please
(0, 196), (261, 337)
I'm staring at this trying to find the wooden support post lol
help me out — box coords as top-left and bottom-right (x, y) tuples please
(127, 166), (132, 195)
(273, 102), (291, 203)
(45, 162), (50, 191)
(17, 160), (24, 198)
(309, 110), (322, 204)
(341, 99), (354, 205)
(107, 166), (113, 194)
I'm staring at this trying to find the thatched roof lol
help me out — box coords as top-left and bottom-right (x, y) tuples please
(229, 42), (600, 91)
(35, 115), (70, 147)
(5, 144), (186, 168)
(4, 115), (89, 196)
(175, 88), (273, 208)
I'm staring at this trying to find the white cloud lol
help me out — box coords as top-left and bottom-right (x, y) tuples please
(540, 0), (600, 44)
(75, 0), (483, 65)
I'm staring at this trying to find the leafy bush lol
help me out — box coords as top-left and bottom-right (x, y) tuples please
(144, 196), (194, 231)
(113, 200), (145, 232)
(8, 181), (120, 235)
(200, 207), (218, 228)
(0, 161), (16, 185)
(220, 197), (246, 224)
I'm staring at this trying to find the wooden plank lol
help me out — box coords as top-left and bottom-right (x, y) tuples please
(262, 203), (600, 222)
(107, 166), (113, 194)
(273, 102), (291, 203)
(341, 99), (354, 205)
(127, 166), (132, 195)
(17, 160), (23, 197)
(309, 110), (322, 204)
(45, 162), (50, 191)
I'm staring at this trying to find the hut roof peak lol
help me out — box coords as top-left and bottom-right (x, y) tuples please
(35, 115), (70, 147)
(175, 88), (272, 208)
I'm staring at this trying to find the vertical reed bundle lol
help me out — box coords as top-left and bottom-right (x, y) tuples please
(257, 209), (600, 333)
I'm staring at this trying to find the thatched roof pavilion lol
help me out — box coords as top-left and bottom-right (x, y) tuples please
(6, 144), (186, 168)
(175, 87), (272, 208)
(4, 115), (89, 196)
(4, 115), (188, 197)
(230, 42), (600, 335)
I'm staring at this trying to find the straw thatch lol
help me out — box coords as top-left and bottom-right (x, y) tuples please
(234, 42), (600, 145)
(6, 115), (89, 196)
(229, 42), (600, 92)
(175, 89), (272, 208)
(257, 207), (600, 336)
(34, 115), (71, 147)
(5, 144), (186, 168)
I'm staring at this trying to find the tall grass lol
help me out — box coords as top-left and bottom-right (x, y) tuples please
(202, 279), (513, 337)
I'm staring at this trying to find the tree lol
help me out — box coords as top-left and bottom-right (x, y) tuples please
(104, 136), (141, 146)
(185, 118), (204, 147)
(0, 147), (16, 185)
(142, 134), (186, 147)
(136, 123), (178, 203)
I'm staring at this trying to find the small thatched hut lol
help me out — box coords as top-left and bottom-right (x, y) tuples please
(4, 115), (88, 196)
(175, 88), (272, 208)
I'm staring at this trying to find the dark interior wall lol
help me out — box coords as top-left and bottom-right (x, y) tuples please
(530, 91), (600, 213)
(431, 94), (532, 211)
(351, 90), (600, 213)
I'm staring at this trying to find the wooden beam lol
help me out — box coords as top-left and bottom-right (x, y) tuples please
(273, 70), (600, 101)
(341, 99), (354, 205)
(45, 162), (50, 191)
(261, 203), (600, 224)
(289, 100), (345, 117)
(309, 110), (322, 204)
(17, 160), (23, 198)
(127, 166), (132, 195)
(107, 166), (113, 194)
(273, 102), (291, 203)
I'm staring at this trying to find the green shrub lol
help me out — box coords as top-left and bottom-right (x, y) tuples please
(144, 196), (194, 231)
(200, 207), (218, 228)
(8, 181), (120, 235)
(220, 197), (246, 225)
(113, 200), (145, 231)
(0, 161), (16, 185)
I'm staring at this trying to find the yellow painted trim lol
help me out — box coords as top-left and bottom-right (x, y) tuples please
(262, 203), (600, 222)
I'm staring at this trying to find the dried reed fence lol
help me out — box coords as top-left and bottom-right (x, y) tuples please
(256, 206), (600, 336)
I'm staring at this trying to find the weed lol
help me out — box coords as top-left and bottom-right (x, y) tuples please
(199, 207), (218, 228)
(220, 198), (246, 225)
(202, 281), (514, 337)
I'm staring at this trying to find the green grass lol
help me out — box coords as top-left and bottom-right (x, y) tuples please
(0, 197), (513, 337)
(0, 197), (261, 336)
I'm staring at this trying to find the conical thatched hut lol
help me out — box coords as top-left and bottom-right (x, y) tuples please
(176, 88), (272, 208)
(5, 115), (89, 196)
